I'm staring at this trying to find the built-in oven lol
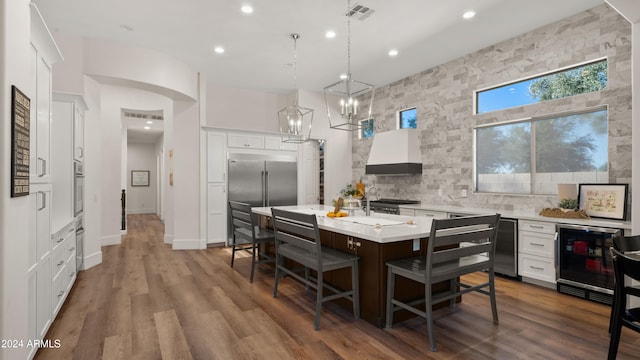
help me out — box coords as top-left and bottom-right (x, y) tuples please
(557, 224), (621, 305)
(74, 161), (84, 216)
(75, 214), (84, 271)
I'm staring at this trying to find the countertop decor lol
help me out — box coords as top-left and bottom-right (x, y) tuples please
(539, 207), (590, 219)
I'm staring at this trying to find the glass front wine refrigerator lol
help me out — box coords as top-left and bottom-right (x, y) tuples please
(556, 224), (622, 305)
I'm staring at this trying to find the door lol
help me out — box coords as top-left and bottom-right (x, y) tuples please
(265, 161), (297, 206)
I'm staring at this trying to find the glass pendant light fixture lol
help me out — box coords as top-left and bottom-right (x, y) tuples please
(278, 33), (314, 143)
(323, 0), (375, 131)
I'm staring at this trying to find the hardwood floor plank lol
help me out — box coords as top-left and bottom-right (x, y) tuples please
(34, 214), (640, 359)
(154, 310), (193, 360)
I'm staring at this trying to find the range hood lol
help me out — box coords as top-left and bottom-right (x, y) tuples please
(366, 128), (422, 175)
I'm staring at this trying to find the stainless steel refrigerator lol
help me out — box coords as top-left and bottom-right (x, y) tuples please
(227, 153), (297, 238)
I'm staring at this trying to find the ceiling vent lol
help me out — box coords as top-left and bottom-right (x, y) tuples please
(345, 3), (375, 21)
(122, 110), (164, 120)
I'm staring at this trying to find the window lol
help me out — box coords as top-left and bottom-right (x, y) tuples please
(475, 108), (608, 194)
(359, 118), (374, 139)
(476, 59), (607, 114)
(397, 107), (417, 129)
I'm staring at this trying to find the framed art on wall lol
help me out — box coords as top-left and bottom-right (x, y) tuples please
(131, 170), (150, 187)
(578, 183), (628, 220)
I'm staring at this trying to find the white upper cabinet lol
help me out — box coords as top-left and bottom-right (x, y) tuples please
(227, 132), (265, 149)
(207, 132), (226, 183)
(264, 135), (297, 151)
(29, 4), (63, 184)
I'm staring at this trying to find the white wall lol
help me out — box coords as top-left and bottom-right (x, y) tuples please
(126, 142), (158, 214)
(83, 38), (198, 101)
(172, 99), (201, 249)
(206, 85), (284, 133)
(0, 1), (31, 357)
(82, 76), (103, 269)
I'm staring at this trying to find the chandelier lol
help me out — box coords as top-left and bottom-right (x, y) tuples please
(323, 0), (375, 131)
(278, 33), (314, 143)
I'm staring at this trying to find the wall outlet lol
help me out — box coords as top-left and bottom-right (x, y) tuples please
(461, 189), (468, 197)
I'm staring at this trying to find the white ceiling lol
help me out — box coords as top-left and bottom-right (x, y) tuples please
(33, 0), (605, 95)
(34, 0), (609, 143)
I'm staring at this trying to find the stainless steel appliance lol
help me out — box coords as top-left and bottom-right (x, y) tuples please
(74, 161), (84, 216)
(227, 153), (297, 238)
(75, 214), (84, 271)
(557, 224), (621, 305)
(367, 199), (420, 214)
(449, 214), (518, 278)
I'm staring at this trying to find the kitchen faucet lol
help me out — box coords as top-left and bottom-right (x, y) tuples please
(365, 186), (378, 216)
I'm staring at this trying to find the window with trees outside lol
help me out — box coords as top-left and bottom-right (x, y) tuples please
(397, 107), (417, 129)
(475, 108), (608, 194)
(359, 118), (374, 139)
(476, 59), (607, 114)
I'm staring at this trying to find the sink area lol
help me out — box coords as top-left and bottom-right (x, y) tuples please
(336, 216), (405, 227)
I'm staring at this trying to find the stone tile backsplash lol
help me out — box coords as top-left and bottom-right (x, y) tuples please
(352, 4), (632, 216)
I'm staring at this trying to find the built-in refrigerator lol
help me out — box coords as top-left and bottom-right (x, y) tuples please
(227, 153), (297, 239)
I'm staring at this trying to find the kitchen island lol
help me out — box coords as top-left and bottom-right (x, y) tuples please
(252, 205), (456, 328)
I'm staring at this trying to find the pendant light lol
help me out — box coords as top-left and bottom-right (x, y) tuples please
(323, 0), (375, 131)
(278, 33), (314, 143)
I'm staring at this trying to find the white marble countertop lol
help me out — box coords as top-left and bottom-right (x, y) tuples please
(252, 205), (437, 243)
(398, 204), (632, 230)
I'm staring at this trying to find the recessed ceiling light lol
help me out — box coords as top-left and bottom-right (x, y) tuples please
(241, 5), (253, 14)
(388, 49), (398, 57)
(339, 74), (348, 80)
(120, 24), (133, 31)
(462, 10), (476, 19)
(214, 46), (225, 54)
(146, 120), (153, 124)
(143, 126), (151, 130)
(325, 30), (336, 39)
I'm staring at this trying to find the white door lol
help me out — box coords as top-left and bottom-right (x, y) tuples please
(207, 183), (227, 244)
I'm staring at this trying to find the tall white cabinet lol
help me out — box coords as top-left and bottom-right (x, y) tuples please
(207, 131), (227, 244)
(28, 5), (65, 360)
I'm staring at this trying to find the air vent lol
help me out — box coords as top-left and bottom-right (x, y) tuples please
(122, 111), (164, 120)
(345, 3), (375, 21)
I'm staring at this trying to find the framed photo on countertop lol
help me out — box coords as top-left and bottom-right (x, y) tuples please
(578, 183), (628, 220)
(131, 170), (150, 187)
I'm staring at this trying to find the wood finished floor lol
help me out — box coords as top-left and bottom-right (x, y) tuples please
(35, 214), (639, 359)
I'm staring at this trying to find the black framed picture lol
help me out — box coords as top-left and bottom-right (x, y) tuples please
(131, 170), (150, 187)
(578, 183), (628, 220)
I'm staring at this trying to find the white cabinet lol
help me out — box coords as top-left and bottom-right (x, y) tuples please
(207, 132), (226, 183)
(29, 4), (63, 184)
(518, 219), (557, 287)
(50, 223), (75, 316)
(265, 135), (297, 151)
(52, 93), (86, 230)
(28, 184), (52, 345)
(74, 105), (85, 162)
(207, 131), (227, 244)
(228, 133), (264, 149)
(207, 183), (227, 244)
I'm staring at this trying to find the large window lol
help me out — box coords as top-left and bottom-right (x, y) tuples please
(476, 59), (607, 114)
(475, 108), (608, 194)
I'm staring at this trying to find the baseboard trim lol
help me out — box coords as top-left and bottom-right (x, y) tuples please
(126, 209), (155, 214)
(83, 250), (103, 270)
(102, 234), (121, 246)
(164, 233), (174, 244)
(172, 238), (204, 250)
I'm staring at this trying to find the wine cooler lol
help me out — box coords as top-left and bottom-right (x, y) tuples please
(557, 224), (621, 305)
